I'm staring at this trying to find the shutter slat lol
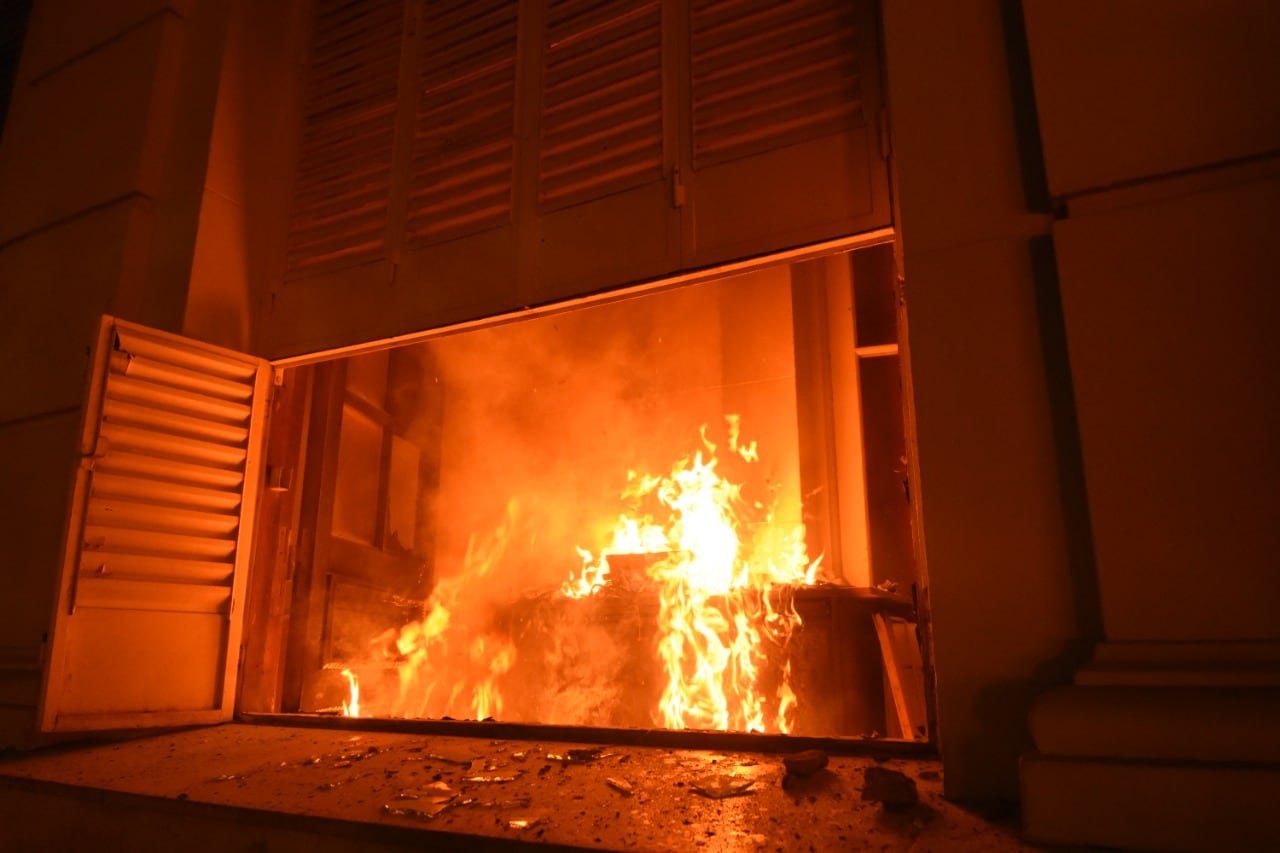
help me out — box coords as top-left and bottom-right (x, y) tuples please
(115, 328), (257, 382)
(548, 0), (654, 47)
(298, 114), (397, 165)
(114, 354), (253, 403)
(291, 183), (390, 230)
(75, 578), (230, 615)
(691, 0), (864, 169)
(95, 451), (245, 492)
(541, 95), (661, 159)
(697, 84), (860, 145)
(286, 0), (403, 277)
(102, 398), (249, 447)
(79, 551), (234, 586)
(285, 209), (387, 254)
(422, 6), (517, 74)
(87, 498), (240, 539)
(539, 0), (662, 210)
(83, 525), (237, 562)
(90, 472), (241, 515)
(410, 154), (511, 200)
(99, 422), (247, 470)
(107, 375), (251, 426)
(406, 0), (518, 246)
(416, 76), (513, 135)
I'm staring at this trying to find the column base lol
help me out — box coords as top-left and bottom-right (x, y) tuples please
(1021, 643), (1280, 849)
(1022, 754), (1280, 851)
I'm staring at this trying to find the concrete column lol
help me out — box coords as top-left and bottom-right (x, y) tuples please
(1015, 2), (1280, 848)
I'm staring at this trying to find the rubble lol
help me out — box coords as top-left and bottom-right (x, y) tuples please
(383, 796), (456, 820)
(691, 773), (755, 799)
(427, 749), (482, 766)
(461, 773), (520, 783)
(547, 746), (605, 765)
(506, 809), (550, 830)
(782, 749), (829, 777)
(606, 777), (634, 796)
(861, 766), (918, 809)
(393, 781), (453, 799)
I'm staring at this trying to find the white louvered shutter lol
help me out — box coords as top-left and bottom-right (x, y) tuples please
(533, 0), (675, 301)
(686, 0), (890, 265)
(39, 317), (270, 732)
(406, 0), (519, 245)
(284, 0), (404, 277)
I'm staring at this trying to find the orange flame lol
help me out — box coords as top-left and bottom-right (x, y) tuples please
(385, 502), (519, 721)
(340, 668), (360, 717)
(571, 416), (819, 733)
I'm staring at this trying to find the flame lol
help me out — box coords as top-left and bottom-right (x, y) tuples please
(383, 502), (519, 721)
(344, 417), (815, 733)
(571, 415), (819, 733)
(340, 668), (360, 717)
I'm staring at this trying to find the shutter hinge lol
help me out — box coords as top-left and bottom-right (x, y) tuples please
(267, 466), (295, 491)
(879, 107), (892, 160)
(670, 168), (686, 209)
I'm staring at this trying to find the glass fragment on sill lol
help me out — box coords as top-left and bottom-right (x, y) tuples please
(690, 773), (755, 799)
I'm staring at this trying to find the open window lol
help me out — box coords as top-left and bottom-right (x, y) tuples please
(250, 239), (927, 742)
(41, 240), (927, 744)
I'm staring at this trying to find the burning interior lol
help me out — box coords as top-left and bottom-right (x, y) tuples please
(248, 241), (928, 741)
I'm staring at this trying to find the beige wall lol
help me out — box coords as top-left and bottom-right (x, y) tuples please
(1018, 2), (1280, 844)
(183, 0), (305, 353)
(1021, 0), (1280, 646)
(0, 0), (228, 740)
(885, 0), (1280, 808)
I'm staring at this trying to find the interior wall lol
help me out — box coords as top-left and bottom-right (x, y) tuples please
(423, 267), (802, 591)
(0, 0), (229, 746)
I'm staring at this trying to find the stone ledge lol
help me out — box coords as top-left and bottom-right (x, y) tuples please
(1021, 753), (1280, 851)
(1030, 685), (1280, 763)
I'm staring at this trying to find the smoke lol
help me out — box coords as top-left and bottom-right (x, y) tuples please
(422, 281), (736, 596)
(341, 267), (805, 725)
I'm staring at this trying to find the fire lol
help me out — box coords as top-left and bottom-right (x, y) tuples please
(382, 503), (519, 721)
(340, 668), (360, 717)
(572, 416), (820, 733)
(343, 416), (816, 734)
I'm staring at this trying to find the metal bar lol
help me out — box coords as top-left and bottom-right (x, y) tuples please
(240, 712), (934, 756)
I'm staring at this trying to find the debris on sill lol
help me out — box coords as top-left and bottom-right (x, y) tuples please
(426, 749), (482, 766)
(546, 746), (605, 765)
(782, 749), (829, 778)
(394, 781), (454, 799)
(384, 796), (455, 821)
(861, 766), (919, 809)
(606, 776), (634, 796)
(691, 773), (754, 799)
(507, 809), (549, 830)
(461, 773), (520, 783)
